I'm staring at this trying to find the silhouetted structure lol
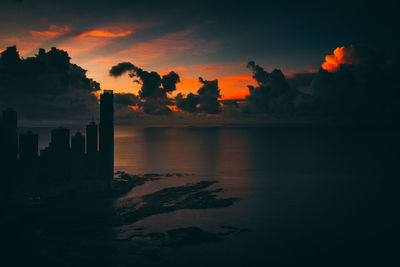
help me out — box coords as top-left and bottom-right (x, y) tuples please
(18, 131), (39, 189)
(50, 127), (70, 155)
(99, 90), (114, 182)
(2, 108), (18, 162)
(1, 90), (114, 195)
(86, 121), (98, 156)
(19, 131), (38, 161)
(0, 108), (18, 196)
(39, 146), (51, 160)
(71, 131), (85, 157)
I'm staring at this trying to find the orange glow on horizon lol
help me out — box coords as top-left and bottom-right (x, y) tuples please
(179, 75), (255, 100)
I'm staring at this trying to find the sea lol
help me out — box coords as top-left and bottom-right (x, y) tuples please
(2, 125), (399, 266)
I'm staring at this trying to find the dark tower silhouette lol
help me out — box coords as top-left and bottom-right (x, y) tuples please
(49, 127), (70, 180)
(50, 127), (70, 155)
(2, 108), (18, 161)
(19, 131), (38, 161)
(99, 90), (114, 182)
(86, 122), (98, 156)
(71, 131), (85, 157)
(70, 131), (85, 180)
(18, 131), (39, 189)
(1, 109), (17, 196)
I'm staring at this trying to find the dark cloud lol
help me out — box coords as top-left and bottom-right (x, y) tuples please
(287, 72), (317, 93)
(307, 45), (399, 122)
(136, 70), (163, 99)
(247, 61), (269, 85)
(109, 62), (136, 77)
(114, 93), (140, 106)
(321, 45), (385, 72)
(175, 93), (200, 113)
(0, 46), (100, 120)
(243, 61), (311, 114)
(197, 77), (221, 114)
(309, 50), (399, 120)
(140, 97), (173, 115)
(175, 77), (221, 114)
(161, 71), (180, 93)
(110, 62), (180, 115)
(244, 46), (400, 123)
(2, 42), (396, 125)
(111, 46), (400, 123)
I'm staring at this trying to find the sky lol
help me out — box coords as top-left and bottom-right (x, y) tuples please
(0, 0), (399, 124)
(1, 0), (398, 98)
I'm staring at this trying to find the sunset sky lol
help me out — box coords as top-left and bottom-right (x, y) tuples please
(1, 0), (398, 100)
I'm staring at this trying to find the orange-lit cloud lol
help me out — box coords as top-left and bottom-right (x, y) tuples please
(92, 61), (252, 99)
(6, 22), (150, 59)
(77, 29), (133, 38)
(31, 25), (71, 39)
(322, 45), (358, 71)
(0, 25), (72, 57)
(97, 63), (255, 100)
(57, 23), (153, 60)
(76, 22), (152, 39)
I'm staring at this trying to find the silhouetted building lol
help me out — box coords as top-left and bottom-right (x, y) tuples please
(71, 131), (85, 156)
(2, 108), (18, 162)
(40, 146), (51, 159)
(19, 131), (38, 161)
(1, 109), (18, 196)
(86, 122), (98, 155)
(18, 131), (39, 190)
(50, 127), (70, 155)
(99, 90), (114, 182)
(3, 95), (113, 193)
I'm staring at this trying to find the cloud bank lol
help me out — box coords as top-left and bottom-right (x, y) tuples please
(175, 77), (221, 114)
(240, 45), (399, 123)
(0, 46), (100, 120)
(243, 61), (313, 115)
(1, 44), (398, 125)
(110, 62), (180, 115)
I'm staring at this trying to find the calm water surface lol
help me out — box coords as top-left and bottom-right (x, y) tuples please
(7, 126), (399, 266)
(112, 126), (399, 266)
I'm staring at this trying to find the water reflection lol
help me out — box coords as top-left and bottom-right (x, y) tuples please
(113, 126), (399, 266)
(2, 126), (398, 266)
